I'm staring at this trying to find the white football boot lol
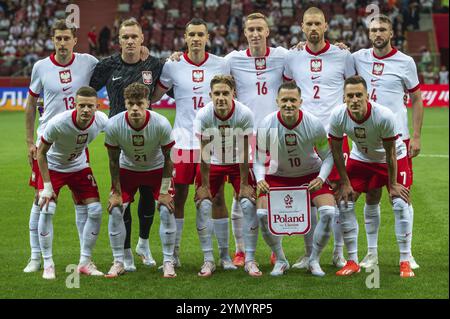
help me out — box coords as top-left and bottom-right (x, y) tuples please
(136, 244), (156, 267)
(219, 257), (238, 270)
(270, 260), (290, 276)
(23, 259), (41, 273)
(78, 261), (104, 276)
(308, 260), (326, 277)
(42, 265), (56, 280)
(359, 253), (379, 269)
(105, 261), (125, 278)
(291, 255), (309, 269)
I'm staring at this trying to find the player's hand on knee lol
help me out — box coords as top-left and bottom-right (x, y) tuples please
(158, 194), (175, 213)
(308, 177), (324, 193)
(389, 183), (410, 203)
(257, 180), (269, 195)
(195, 185), (212, 204)
(335, 182), (354, 207)
(108, 192), (123, 213)
(38, 183), (56, 210)
(140, 46), (150, 61)
(28, 144), (37, 167)
(168, 51), (183, 62)
(239, 184), (256, 203)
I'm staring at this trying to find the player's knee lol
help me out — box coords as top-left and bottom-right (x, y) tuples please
(338, 201), (354, 214)
(318, 205), (335, 223)
(159, 205), (176, 233)
(392, 197), (408, 211)
(40, 202), (56, 215)
(87, 202), (102, 219)
(239, 198), (255, 213)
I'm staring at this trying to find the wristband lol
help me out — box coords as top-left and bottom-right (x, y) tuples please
(160, 178), (171, 194)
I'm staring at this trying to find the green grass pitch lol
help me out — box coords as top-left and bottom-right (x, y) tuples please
(0, 108), (448, 299)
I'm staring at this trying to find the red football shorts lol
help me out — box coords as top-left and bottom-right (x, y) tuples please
(259, 172), (334, 201)
(195, 164), (256, 198)
(29, 159), (41, 189)
(346, 156), (412, 193)
(403, 138), (414, 183)
(38, 167), (100, 202)
(171, 148), (199, 185)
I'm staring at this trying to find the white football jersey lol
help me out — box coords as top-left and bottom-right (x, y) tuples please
(41, 110), (108, 173)
(256, 110), (330, 178)
(194, 100), (253, 165)
(283, 42), (355, 131)
(352, 48), (420, 139)
(225, 47), (288, 131)
(158, 52), (230, 150)
(104, 110), (174, 171)
(328, 102), (407, 163)
(29, 53), (99, 144)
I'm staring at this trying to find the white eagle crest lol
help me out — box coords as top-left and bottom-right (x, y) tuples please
(193, 70), (204, 82)
(311, 60), (322, 69)
(255, 58), (266, 68)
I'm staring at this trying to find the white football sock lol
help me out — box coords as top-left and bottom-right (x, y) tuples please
(75, 204), (88, 249)
(409, 204), (414, 241)
(332, 206), (344, 257)
(108, 206), (125, 263)
(38, 202), (56, 268)
(257, 209), (286, 262)
(392, 198), (412, 262)
(159, 205), (176, 263)
(213, 218), (230, 260)
(29, 203), (41, 260)
(196, 200), (214, 262)
(137, 237), (149, 249)
(364, 203), (380, 255)
(240, 198), (258, 262)
(339, 201), (359, 263)
(231, 197), (245, 253)
(310, 206), (334, 263)
(303, 206), (317, 257)
(80, 202), (102, 264)
(175, 218), (184, 253)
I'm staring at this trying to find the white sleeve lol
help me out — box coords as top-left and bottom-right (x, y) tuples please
(344, 51), (356, 78)
(404, 58), (420, 92)
(42, 120), (57, 144)
(379, 111), (397, 140)
(254, 126), (269, 182)
(283, 53), (294, 81)
(158, 62), (173, 90)
(29, 62), (42, 96)
(328, 109), (344, 139)
(159, 116), (175, 148)
(313, 121), (333, 181)
(104, 121), (119, 148)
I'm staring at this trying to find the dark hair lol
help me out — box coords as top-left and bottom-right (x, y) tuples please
(124, 82), (150, 101)
(51, 19), (77, 37)
(210, 75), (236, 91)
(277, 81), (301, 96)
(369, 14), (393, 30)
(185, 18), (208, 32)
(344, 75), (368, 90)
(76, 86), (97, 98)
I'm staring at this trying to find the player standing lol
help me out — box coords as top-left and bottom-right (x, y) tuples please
(255, 82), (336, 276)
(352, 14), (423, 269)
(151, 18), (230, 267)
(24, 20), (99, 273)
(104, 83), (176, 278)
(329, 76), (414, 278)
(36, 87), (108, 279)
(194, 75), (257, 277)
(283, 7), (355, 269)
(90, 18), (164, 271)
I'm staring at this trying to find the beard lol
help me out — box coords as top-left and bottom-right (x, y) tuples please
(372, 37), (390, 49)
(307, 32), (323, 44)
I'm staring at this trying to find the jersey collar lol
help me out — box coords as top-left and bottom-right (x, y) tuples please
(305, 41), (330, 56)
(183, 52), (209, 67)
(372, 47), (398, 60)
(72, 110), (96, 131)
(277, 110), (303, 130)
(125, 110), (151, 131)
(214, 100), (235, 121)
(50, 53), (75, 67)
(246, 47), (270, 57)
(347, 102), (372, 124)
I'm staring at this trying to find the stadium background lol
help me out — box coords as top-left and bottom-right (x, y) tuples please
(0, 0), (448, 299)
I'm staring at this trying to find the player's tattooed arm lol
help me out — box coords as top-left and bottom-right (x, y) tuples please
(330, 138), (354, 205)
(151, 84), (168, 104)
(107, 147), (123, 212)
(36, 142), (57, 210)
(409, 89), (424, 158)
(25, 94), (39, 167)
(239, 135), (255, 202)
(158, 145), (175, 212)
(383, 139), (410, 203)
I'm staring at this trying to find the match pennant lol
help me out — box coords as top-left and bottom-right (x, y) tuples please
(267, 186), (311, 236)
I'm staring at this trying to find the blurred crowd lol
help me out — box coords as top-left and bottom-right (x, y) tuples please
(0, 0), (449, 80)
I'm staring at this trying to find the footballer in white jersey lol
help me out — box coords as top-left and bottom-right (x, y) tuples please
(329, 76), (414, 278)
(36, 87), (107, 279)
(225, 46), (288, 130)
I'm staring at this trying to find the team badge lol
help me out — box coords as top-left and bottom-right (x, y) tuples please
(76, 134), (88, 144)
(285, 134), (297, 146)
(310, 59), (322, 72)
(192, 70), (204, 83)
(255, 58), (266, 70)
(284, 194), (293, 209)
(142, 71), (153, 85)
(132, 135), (144, 146)
(59, 70), (72, 84)
(354, 127), (366, 139)
(372, 62), (384, 76)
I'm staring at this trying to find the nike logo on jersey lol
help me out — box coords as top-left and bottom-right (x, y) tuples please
(112, 76), (122, 81)
(287, 149), (296, 154)
(371, 78), (380, 83)
(311, 75), (321, 80)
(193, 86), (202, 90)
(256, 71), (265, 76)
(62, 86), (72, 92)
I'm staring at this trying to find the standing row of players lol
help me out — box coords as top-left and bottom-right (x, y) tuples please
(24, 7), (423, 279)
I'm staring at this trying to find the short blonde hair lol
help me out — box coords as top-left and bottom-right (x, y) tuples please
(119, 18), (143, 33)
(244, 12), (269, 28)
(210, 75), (236, 91)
